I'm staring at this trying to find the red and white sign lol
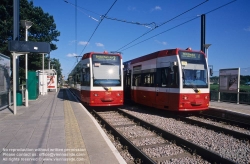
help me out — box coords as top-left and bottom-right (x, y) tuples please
(47, 75), (56, 88)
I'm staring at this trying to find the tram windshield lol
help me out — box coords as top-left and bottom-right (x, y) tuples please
(179, 51), (208, 89)
(92, 54), (121, 87)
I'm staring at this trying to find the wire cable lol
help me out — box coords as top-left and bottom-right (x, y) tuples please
(79, 0), (118, 55)
(119, 0), (237, 52)
(116, 0), (209, 51)
(64, 0), (159, 28)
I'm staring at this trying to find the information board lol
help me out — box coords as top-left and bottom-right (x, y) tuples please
(219, 68), (240, 93)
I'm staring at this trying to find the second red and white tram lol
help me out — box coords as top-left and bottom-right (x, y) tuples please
(69, 51), (123, 106)
(124, 48), (210, 111)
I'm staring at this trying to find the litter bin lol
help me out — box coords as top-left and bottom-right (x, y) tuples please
(16, 91), (22, 106)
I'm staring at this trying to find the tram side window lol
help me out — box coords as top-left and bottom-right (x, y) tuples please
(133, 74), (141, 86)
(73, 75), (77, 85)
(82, 68), (90, 86)
(161, 68), (168, 87)
(156, 67), (179, 88)
(155, 67), (169, 87)
(142, 73), (155, 87)
(167, 66), (179, 88)
(76, 74), (81, 84)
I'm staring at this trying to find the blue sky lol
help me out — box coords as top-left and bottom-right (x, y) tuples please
(32, 0), (250, 78)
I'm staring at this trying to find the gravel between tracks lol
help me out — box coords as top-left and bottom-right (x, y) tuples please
(121, 108), (250, 164)
(99, 111), (210, 164)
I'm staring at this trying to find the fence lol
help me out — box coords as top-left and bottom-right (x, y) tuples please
(210, 67), (250, 105)
(210, 91), (250, 104)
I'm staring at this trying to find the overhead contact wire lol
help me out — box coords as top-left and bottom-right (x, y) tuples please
(116, 0), (209, 52)
(119, 0), (237, 52)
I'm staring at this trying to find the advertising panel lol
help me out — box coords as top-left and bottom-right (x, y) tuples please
(47, 75), (56, 89)
(0, 54), (10, 92)
(219, 68), (240, 93)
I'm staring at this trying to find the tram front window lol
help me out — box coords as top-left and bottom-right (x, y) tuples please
(179, 51), (208, 88)
(182, 68), (208, 88)
(92, 54), (121, 87)
(93, 64), (121, 86)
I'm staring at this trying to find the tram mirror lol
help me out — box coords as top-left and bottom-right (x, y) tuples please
(210, 68), (213, 76)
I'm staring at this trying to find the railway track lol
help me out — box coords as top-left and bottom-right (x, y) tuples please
(119, 106), (250, 163)
(93, 109), (238, 164)
(201, 108), (250, 126)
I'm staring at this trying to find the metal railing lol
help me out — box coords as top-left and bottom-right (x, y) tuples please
(210, 91), (250, 105)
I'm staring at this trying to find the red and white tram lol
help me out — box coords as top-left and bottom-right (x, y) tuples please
(124, 48), (210, 111)
(69, 51), (123, 106)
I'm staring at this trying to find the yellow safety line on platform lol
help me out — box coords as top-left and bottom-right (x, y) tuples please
(64, 93), (90, 164)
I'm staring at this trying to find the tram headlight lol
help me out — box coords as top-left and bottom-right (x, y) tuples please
(94, 93), (98, 96)
(204, 96), (208, 99)
(183, 95), (188, 100)
(117, 93), (121, 96)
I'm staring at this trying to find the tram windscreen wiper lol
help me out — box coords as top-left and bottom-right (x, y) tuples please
(95, 80), (108, 91)
(188, 81), (199, 93)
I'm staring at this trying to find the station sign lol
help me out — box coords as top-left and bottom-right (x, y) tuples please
(8, 41), (50, 53)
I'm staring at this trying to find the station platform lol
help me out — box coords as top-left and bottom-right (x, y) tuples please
(0, 89), (126, 164)
(209, 101), (250, 116)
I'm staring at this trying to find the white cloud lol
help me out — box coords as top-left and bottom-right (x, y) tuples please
(95, 43), (104, 47)
(68, 40), (76, 45)
(78, 41), (89, 46)
(128, 6), (136, 11)
(244, 26), (250, 31)
(155, 40), (167, 46)
(151, 6), (161, 11)
(162, 41), (167, 45)
(66, 53), (77, 57)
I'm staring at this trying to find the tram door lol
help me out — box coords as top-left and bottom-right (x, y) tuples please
(155, 63), (169, 109)
(124, 70), (131, 101)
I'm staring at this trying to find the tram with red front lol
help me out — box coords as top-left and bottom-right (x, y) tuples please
(124, 48), (210, 111)
(69, 51), (123, 106)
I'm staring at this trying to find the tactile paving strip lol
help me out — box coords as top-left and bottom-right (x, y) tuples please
(64, 91), (90, 164)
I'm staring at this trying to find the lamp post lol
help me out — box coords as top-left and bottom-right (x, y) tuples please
(21, 20), (33, 107)
(203, 44), (211, 61)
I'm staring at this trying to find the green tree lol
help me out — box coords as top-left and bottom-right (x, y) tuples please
(0, 0), (60, 81)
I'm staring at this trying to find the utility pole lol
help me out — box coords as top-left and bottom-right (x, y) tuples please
(201, 14), (205, 53)
(75, 56), (82, 62)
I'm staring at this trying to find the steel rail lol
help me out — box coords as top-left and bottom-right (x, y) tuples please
(176, 115), (250, 141)
(92, 110), (156, 164)
(202, 108), (250, 126)
(118, 109), (236, 164)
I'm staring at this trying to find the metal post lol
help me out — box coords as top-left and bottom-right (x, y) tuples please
(42, 53), (44, 95)
(48, 59), (50, 70)
(12, 53), (17, 115)
(218, 91), (220, 102)
(237, 67), (240, 104)
(13, 0), (20, 91)
(201, 14), (205, 53)
(25, 29), (28, 106)
(21, 20), (32, 106)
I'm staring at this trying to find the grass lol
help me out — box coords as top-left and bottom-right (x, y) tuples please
(210, 84), (250, 92)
